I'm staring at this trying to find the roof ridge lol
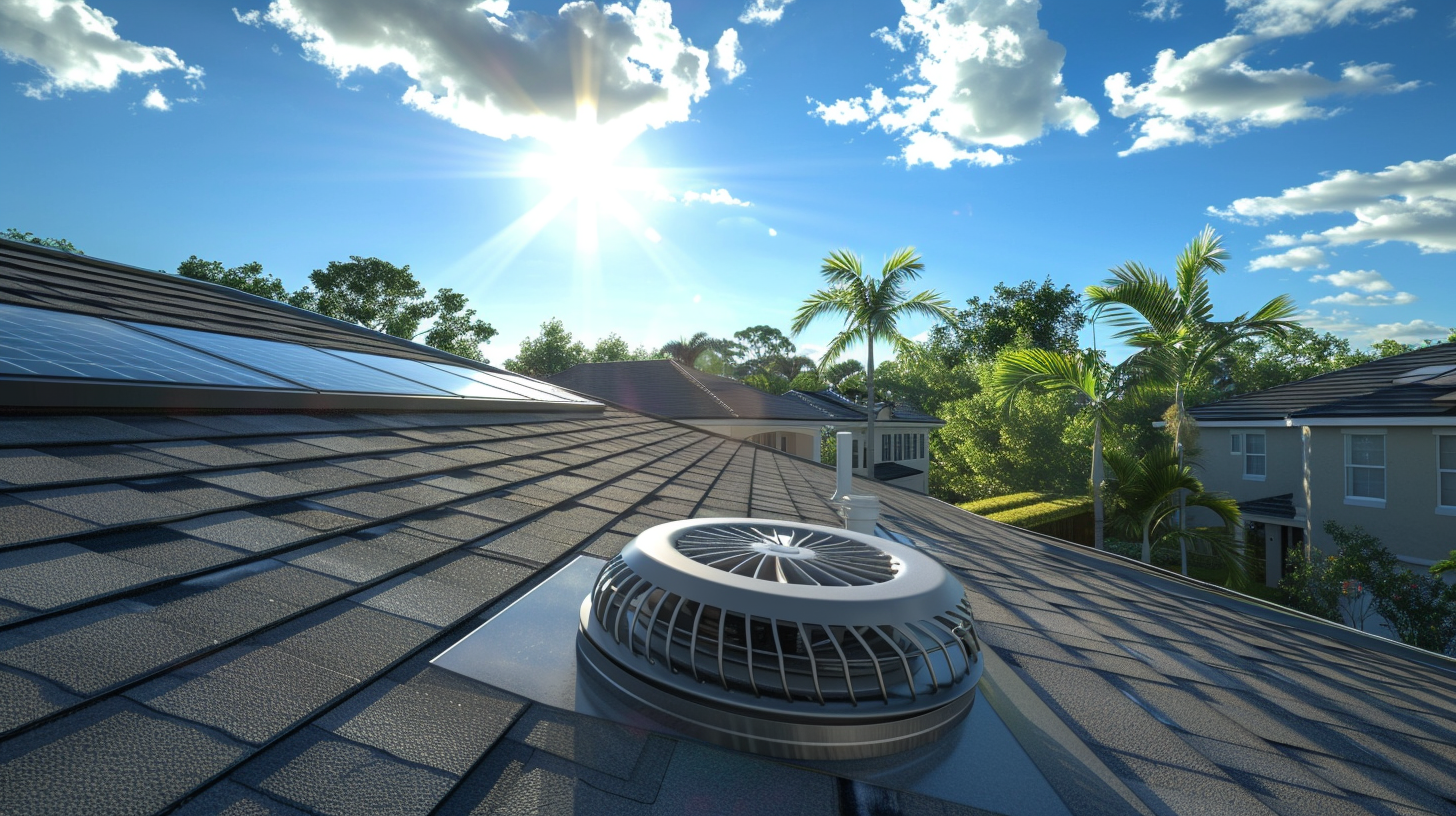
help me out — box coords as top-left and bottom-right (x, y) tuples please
(669, 360), (739, 418)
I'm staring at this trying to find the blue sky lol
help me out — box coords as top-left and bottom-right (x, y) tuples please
(2, 0), (1453, 365)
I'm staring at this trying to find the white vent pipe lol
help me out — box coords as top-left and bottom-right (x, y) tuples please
(833, 431), (853, 501)
(840, 495), (880, 535)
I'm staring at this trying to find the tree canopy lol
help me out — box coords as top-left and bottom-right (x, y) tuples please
(3, 228), (82, 254)
(930, 277), (1083, 363)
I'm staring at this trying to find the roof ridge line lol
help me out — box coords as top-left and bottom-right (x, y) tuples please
(669, 360), (739, 418)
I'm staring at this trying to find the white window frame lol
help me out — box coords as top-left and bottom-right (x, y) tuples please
(1230, 432), (1242, 454)
(1242, 431), (1266, 481)
(1436, 430), (1456, 516)
(1343, 429), (1386, 508)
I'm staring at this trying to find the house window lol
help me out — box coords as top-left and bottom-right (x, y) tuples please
(779, 435), (787, 452)
(851, 439), (860, 469)
(1345, 434), (1385, 501)
(1440, 436), (1456, 510)
(894, 433), (903, 461)
(882, 434), (891, 462)
(1231, 433), (1242, 454)
(1244, 432), (1266, 479)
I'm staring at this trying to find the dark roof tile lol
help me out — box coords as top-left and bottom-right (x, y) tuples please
(280, 535), (423, 585)
(18, 483), (194, 527)
(0, 449), (103, 486)
(265, 604), (439, 679)
(194, 469), (316, 499)
(84, 527), (240, 575)
(0, 543), (164, 611)
(231, 727), (456, 815)
(173, 780), (313, 815)
(165, 512), (316, 553)
(0, 605), (216, 695)
(315, 667), (525, 777)
(0, 698), (247, 816)
(0, 666), (80, 737)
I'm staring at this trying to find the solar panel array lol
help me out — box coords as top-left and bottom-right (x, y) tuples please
(0, 301), (594, 407)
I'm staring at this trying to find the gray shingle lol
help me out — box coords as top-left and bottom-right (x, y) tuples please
(173, 780), (313, 815)
(0, 448), (102, 485)
(234, 727), (456, 816)
(354, 574), (485, 627)
(196, 469), (315, 499)
(85, 527), (240, 575)
(19, 483), (194, 526)
(0, 416), (162, 447)
(267, 604), (440, 679)
(132, 646), (358, 745)
(0, 698), (247, 816)
(166, 512), (315, 552)
(139, 439), (279, 468)
(316, 668), (525, 776)
(0, 605), (216, 695)
(402, 509), (505, 542)
(0, 665), (80, 736)
(0, 543), (164, 610)
(0, 496), (100, 547)
(281, 536), (421, 584)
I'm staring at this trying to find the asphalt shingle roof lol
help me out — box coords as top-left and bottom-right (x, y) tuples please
(0, 242), (1453, 815)
(1190, 342), (1456, 421)
(547, 360), (859, 421)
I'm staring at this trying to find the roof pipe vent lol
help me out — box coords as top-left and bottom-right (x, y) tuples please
(833, 430), (854, 501)
(577, 518), (983, 760)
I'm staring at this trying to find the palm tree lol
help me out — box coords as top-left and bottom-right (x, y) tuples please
(660, 332), (732, 369)
(1086, 226), (1297, 572)
(792, 248), (956, 481)
(1105, 446), (1245, 585)
(989, 348), (1112, 551)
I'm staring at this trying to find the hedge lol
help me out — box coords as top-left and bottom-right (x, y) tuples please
(985, 497), (1092, 529)
(959, 491), (1047, 516)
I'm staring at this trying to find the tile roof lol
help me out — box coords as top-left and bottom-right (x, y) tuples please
(1190, 342), (1456, 421)
(547, 360), (860, 421)
(0, 242), (1454, 815)
(786, 388), (944, 425)
(0, 405), (1451, 815)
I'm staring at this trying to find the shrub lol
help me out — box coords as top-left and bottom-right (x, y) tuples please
(1281, 522), (1456, 655)
(960, 492), (1047, 516)
(986, 497), (1092, 529)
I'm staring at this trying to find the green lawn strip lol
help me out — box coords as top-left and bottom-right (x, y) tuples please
(959, 491), (1049, 516)
(985, 496), (1092, 529)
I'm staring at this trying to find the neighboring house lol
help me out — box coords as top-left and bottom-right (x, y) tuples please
(1188, 343), (1456, 586)
(548, 360), (943, 493)
(0, 238), (1454, 814)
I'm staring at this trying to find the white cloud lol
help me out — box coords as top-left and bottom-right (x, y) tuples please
(1105, 35), (1414, 155)
(0, 0), (200, 98)
(1106, 0), (1417, 155)
(738, 0), (793, 26)
(1213, 154), (1456, 253)
(713, 28), (744, 83)
(683, 188), (750, 206)
(768, 227), (777, 236)
(1311, 291), (1416, 306)
(1300, 309), (1448, 344)
(1249, 245), (1326, 270)
(1308, 268), (1414, 306)
(1228, 0), (1414, 37)
(1309, 269), (1392, 292)
(644, 227), (662, 243)
(1141, 0), (1182, 21)
(232, 7), (264, 27)
(141, 86), (168, 110)
(252, 0), (709, 146)
(811, 0), (1097, 169)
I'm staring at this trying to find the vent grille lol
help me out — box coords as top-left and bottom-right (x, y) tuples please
(590, 554), (977, 705)
(674, 523), (898, 586)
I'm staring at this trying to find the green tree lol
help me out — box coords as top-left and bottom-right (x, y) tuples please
(990, 348), (1114, 550)
(820, 359), (864, 391)
(660, 332), (734, 369)
(3, 229), (82, 254)
(420, 288), (497, 362)
(309, 256), (436, 339)
(589, 333), (633, 363)
(178, 256), (295, 303)
(1087, 227), (1297, 571)
(733, 325), (796, 360)
(1104, 446), (1243, 580)
(793, 248), (956, 481)
(506, 318), (588, 377)
(931, 277), (1083, 363)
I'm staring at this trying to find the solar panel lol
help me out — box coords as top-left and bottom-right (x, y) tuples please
(424, 361), (591, 403)
(0, 303), (300, 388)
(126, 322), (455, 396)
(320, 349), (532, 400)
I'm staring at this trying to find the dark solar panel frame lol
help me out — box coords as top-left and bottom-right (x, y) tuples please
(425, 361), (589, 403)
(0, 303), (302, 389)
(125, 322), (457, 396)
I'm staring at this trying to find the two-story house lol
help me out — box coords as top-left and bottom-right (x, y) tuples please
(1188, 343), (1456, 586)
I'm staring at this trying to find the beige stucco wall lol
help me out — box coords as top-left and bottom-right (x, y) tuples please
(1305, 426), (1456, 564)
(1194, 426), (1304, 508)
(1193, 424), (1456, 564)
